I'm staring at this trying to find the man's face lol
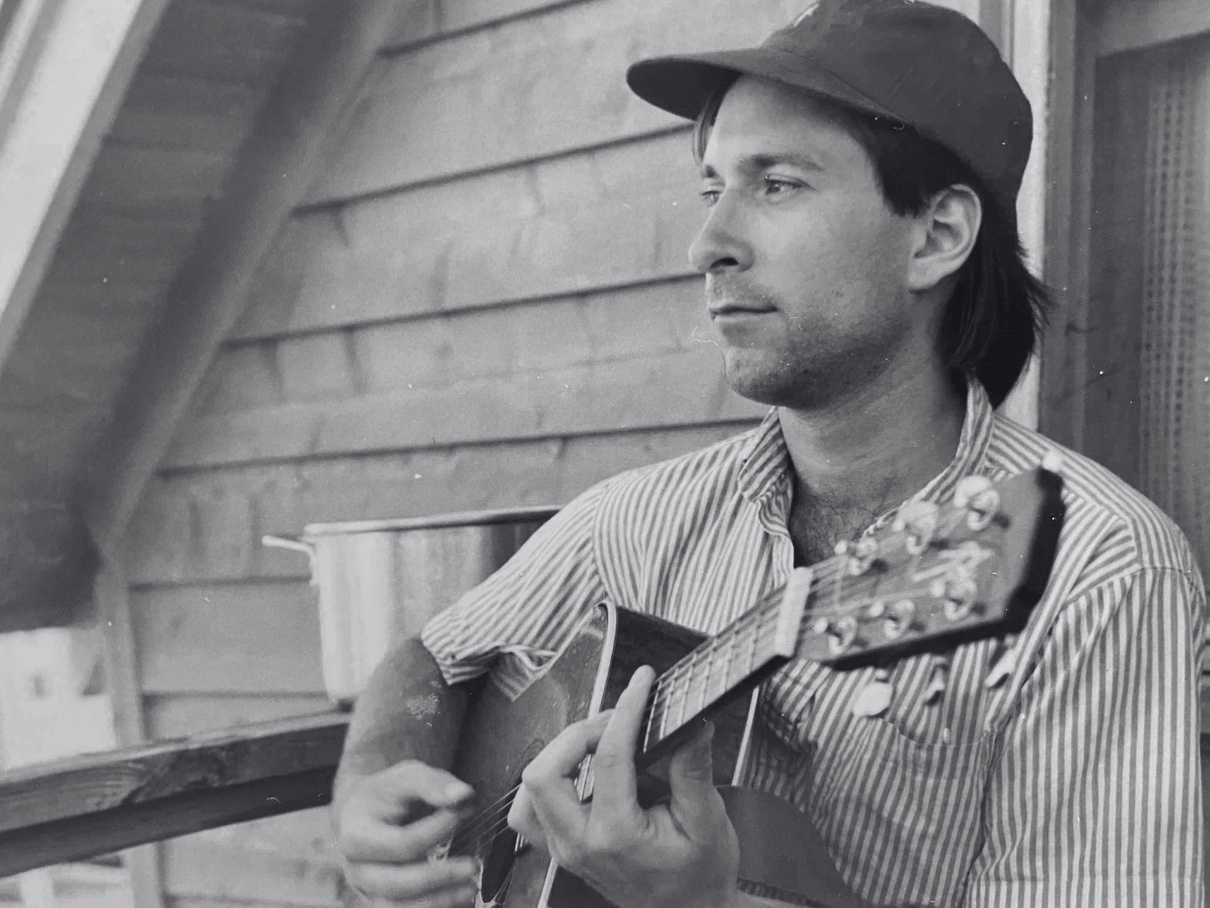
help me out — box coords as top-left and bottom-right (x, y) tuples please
(691, 76), (931, 411)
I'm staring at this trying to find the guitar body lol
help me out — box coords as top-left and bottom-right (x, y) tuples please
(451, 603), (856, 908)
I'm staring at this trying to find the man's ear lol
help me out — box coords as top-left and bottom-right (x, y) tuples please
(906, 184), (982, 292)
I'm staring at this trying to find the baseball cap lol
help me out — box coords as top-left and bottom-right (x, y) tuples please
(626, 0), (1032, 214)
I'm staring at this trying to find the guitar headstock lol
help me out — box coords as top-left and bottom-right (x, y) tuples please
(797, 466), (1065, 670)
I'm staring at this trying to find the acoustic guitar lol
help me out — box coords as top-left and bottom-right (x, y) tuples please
(444, 467), (1065, 907)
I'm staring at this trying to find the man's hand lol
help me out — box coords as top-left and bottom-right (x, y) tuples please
(334, 760), (480, 907)
(508, 665), (743, 908)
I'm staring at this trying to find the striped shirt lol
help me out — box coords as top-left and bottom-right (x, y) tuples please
(422, 382), (1207, 908)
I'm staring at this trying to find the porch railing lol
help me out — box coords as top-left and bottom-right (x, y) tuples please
(2, 708), (1209, 885)
(0, 711), (348, 877)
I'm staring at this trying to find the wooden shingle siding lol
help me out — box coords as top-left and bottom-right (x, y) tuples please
(126, 423), (752, 586)
(132, 581), (323, 695)
(162, 349), (755, 468)
(220, 279), (713, 407)
(307, 0), (796, 204)
(235, 132), (701, 338)
(384, 0), (594, 49)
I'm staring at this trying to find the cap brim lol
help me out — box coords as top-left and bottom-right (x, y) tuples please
(626, 47), (901, 125)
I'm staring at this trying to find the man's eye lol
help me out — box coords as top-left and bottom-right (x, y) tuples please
(699, 188), (722, 207)
(763, 177), (798, 195)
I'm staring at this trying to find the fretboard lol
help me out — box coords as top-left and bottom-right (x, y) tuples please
(636, 568), (814, 764)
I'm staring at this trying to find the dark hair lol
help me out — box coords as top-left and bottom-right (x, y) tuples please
(693, 81), (1051, 408)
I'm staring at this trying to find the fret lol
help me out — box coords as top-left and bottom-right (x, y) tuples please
(642, 575), (815, 754)
(689, 643), (713, 718)
(722, 625), (741, 691)
(643, 687), (663, 754)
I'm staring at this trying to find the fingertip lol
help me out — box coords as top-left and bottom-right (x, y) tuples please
(631, 664), (656, 687)
(439, 780), (475, 806)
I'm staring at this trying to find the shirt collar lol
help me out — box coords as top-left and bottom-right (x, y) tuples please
(737, 379), (996, 509)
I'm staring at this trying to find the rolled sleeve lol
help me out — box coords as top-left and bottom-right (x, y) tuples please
(420, 481), (612, 695)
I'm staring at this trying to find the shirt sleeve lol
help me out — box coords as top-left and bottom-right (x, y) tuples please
(420, 480), (613, 695)
(964, 564), (1206, 908)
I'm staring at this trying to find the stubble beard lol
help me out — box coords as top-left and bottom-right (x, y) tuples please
(708, 278), (906, 413)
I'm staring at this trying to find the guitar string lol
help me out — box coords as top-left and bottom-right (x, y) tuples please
(450, 507), (984, 852)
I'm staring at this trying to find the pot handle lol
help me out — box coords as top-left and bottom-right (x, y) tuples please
(262, 535), (318, 577)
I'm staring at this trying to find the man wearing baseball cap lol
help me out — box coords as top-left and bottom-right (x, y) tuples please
(332, 2), (1206, 906)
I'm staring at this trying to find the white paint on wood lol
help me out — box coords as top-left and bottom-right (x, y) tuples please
(144, 693), (334, 739)
(131, 581), (325, 695)
(162, 839), (342, 907)
(1097, 0), (1210, 57)
(17, 869), (56, 908)
(94, 554), (166, 908)
(998, 0), (1050, 430)
(0, 0), (170, 375)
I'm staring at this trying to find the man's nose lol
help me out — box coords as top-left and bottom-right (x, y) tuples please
(688, 194), (753, 274)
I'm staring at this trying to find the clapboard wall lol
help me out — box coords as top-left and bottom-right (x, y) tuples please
(117, 0), (983, 905)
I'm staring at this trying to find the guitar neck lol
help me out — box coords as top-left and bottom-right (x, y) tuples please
(635, 568), (813, 767)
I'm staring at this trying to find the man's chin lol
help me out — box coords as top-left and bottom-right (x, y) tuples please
(723, 365), (811, 410)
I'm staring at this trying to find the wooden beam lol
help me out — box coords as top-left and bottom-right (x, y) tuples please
(0, 711), (348, 877)
(82, 0), (404, 552)
(0, 0), (171, 374)
(1097, 0), (1210, 57)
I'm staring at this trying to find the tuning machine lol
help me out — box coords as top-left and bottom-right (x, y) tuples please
(834, 536), (882, 576)
(953, 475), (1008, 532)
(893, 500), (939, 554)
(812, 615), (860, 656)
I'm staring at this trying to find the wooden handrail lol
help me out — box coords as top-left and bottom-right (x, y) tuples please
(2, 706), (1208, 880)
(0, 710), (349, 877)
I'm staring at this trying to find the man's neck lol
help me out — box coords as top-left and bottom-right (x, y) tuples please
(778, 365), (967, 524)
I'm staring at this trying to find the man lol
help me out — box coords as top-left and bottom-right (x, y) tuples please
(332, 2), (1207, 906)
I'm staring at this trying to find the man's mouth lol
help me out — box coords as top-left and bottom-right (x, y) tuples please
(708, 302), (777, 317)
(706, 280), (780, 318)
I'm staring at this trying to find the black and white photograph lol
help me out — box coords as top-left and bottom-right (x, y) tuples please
(0, 0), (1207, 906)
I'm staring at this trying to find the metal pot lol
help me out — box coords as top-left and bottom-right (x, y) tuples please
(263, 506), (558, 706)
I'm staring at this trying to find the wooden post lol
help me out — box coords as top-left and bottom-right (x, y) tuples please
(94, 554), (164, 908)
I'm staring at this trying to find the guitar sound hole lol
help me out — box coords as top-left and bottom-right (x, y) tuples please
(479, 824), (518, 902)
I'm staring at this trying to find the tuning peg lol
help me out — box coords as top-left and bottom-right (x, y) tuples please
(835, 536), (881, 575)
(893, 500), (939, 554)
(954, 475), (1001, 531)
(953, 475), (993, 509)
(930, 573), (979, 621)
(813, 615), (859, 656)
(882, 598), (916, 639)
(984, 637), (1021, 689)
(852, 668), (894, 718)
